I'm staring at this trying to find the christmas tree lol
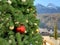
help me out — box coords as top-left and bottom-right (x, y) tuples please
(0, 0), (43, 45)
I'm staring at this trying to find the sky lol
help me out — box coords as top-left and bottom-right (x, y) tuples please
(34, 0), (60, 6)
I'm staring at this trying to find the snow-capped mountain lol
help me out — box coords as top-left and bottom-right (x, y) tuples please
(47, 3), (57, 9)
(35, 3), (60, 14)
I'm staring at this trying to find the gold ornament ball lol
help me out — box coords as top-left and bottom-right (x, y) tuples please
(21, 0), (26, 2)
(0, 0), (2, 1)
(7, 0), (12, 4)
(36, 29), (39, 33)
(35, 41), (38, 43)
(15, 21), (19, 24)
(9, 26), (14, 30)
(32, 31), (34, 34)
(27, 9), (29, 12)
(26, 20), (28, 23)
(34, 23), (37, 25)
(6, 18), (9, 20)
(25, 31), (27, 33)
(9, 40), (12, 44)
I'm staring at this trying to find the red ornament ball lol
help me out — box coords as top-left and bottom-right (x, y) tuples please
(16, 25), (26, 33)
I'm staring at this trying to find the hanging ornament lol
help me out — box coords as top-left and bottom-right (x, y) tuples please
(7, 0), (12, 4)
(35, 41), (38, 43)
(21, 0), (26, 2)
(36, 29), (39, 33)
(26, 20), (28, 23)
(15, 21), (19, 24)
(34, 23), (37, 26)
(16, 24), (26, 33)
(9, 26), (14, 30)
(27, 9), (29, 12)
(9, 40), (12, 44)
(32, 31), (34, 34)
(6, 18), (9, 20)
(25, 31), (27, 33)
(0, 0), (2, 1)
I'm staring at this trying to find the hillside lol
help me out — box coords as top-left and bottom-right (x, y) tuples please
(37, 13), (60, 30)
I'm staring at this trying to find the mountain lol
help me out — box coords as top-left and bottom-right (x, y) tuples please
(37, 13), (60, 30)
(36, 3), (60, 14)
(47, 3), (57, 9)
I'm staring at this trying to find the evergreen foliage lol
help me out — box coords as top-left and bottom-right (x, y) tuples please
(0, 0), (43, 45)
